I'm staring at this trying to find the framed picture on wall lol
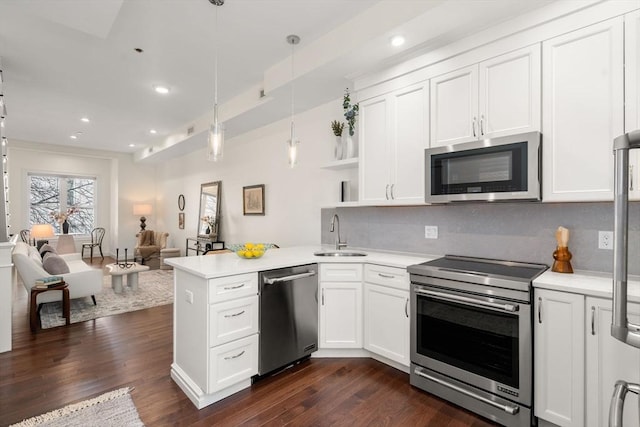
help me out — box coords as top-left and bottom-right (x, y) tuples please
(243, 184), (265, 215)
(178, 212), (185, 229)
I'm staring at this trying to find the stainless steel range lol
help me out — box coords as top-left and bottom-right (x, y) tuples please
(407, 255), (547, 427)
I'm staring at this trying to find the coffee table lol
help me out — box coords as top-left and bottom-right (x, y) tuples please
(106, 263), (150, 293)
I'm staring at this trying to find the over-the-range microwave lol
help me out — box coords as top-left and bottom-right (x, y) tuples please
(424, 131), (542, 203)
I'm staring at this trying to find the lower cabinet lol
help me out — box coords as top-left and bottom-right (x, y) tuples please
(534, 289), (585, 427)
(363, 283), (409, 366)
(319, 264), (363, 348)
(585, 297), (640, 427)
(534, 288), (640, 427)
(208, 334), (258, 393)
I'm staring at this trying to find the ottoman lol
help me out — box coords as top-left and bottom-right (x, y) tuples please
(160, 247), (180, 270)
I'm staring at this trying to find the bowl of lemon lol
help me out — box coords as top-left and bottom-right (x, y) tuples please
(229, 243), (270, 259)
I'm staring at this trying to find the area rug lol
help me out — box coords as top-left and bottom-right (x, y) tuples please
(10, 387), (144, 427)
(39, 269), (173, 329)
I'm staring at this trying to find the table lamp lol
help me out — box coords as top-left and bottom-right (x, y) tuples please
(30, 224), (54, 250)
(133, 204), (152, 231)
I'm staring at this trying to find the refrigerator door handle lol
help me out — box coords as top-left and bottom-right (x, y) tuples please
(608, 380), (640, 427)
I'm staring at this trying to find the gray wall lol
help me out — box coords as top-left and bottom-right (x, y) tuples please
(321, 202), (640, 274)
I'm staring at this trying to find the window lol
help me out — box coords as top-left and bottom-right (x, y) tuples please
(28, 174), (96, 234)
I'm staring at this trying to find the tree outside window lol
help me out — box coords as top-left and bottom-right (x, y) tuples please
(28, 174), (96, 234)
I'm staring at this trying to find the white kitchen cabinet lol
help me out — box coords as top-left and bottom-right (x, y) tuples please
(626, 11), (640, 201)
(172, 269), (259, 408)
(319, 263), (363, 348)
(534, 288), (585, 427)
(430, 45), (541, 147)
(585, 297), (640, 427)
(363, 264), (410, 367)
(542, 17), (624, 202)
(359, 82), (429, 205)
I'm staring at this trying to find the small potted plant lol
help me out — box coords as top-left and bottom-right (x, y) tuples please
(342, 88), (359, 158)
(330, 120), (344, 160)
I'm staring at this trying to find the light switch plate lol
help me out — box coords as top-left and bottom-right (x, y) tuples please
(425, 226), (438, 239)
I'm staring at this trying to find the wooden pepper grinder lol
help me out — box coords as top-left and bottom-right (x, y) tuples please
(552, 226), (573, 273)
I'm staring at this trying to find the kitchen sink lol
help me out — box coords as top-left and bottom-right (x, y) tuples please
(313, 251), (367, 257)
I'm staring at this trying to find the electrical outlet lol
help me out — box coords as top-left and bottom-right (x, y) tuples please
(185, 289), (194, 304)
(425, 226), (438, 239)
(598, 231), (613, 250)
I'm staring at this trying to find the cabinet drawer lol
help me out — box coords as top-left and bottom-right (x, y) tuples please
(208, 334), (258, 393)
(209, 295), (259, 347)
(364, 264), (409, 290)
(208, 273), (258, 304)
(320, 263), (362, 282)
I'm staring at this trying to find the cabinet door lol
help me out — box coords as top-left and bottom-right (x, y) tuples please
(359, 95), (391, 203)
(479, 45), (541, 138)
(585, 297), (640, 427)
(390, 82), (429, 204)
(430, 65), (478, 147)
(363, 283), (409, 366)
(319, 282), (362, 348)
(626, 11), (640, 200)
(542, 18), (624, 202)
(534, 289), (585, 427)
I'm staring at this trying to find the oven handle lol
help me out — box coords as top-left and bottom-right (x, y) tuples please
(415, 288), (519, 313)
(414, 368), (520, 415)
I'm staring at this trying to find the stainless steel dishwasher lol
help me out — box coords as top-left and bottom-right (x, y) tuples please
(257, 263), (318, 377)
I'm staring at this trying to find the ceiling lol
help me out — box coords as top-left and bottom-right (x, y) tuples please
(0, 0), (557, 161)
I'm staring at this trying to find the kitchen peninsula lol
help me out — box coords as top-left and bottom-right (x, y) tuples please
(165, 246), (430, 409)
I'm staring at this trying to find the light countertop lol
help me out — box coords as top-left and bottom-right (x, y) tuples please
(164, 245), (436, 279)
(534, 270), (640, 303)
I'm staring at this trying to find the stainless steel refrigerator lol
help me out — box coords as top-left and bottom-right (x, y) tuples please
(610, 129), (640, 426)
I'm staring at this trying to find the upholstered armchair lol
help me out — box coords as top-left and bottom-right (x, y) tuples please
(134, 230), (169, 270)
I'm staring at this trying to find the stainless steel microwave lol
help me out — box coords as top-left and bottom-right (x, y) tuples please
(425, 131), (541, 203)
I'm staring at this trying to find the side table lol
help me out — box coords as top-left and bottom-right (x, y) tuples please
(30, 282), (70, 332)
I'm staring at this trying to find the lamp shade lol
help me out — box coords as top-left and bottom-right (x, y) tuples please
(133, 204), (152, 216)
(30, 224), (55, 239)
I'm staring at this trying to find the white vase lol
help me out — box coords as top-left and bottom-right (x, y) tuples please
(334, 136), (344, 160)
(344, 134), (355, 159)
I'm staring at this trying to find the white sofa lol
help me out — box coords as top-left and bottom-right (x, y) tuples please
(12, 241), (103, 305)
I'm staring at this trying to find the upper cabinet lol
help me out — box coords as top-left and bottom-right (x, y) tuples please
(626, 11), (640, 200)
(359, 82), (429, 205)
(542, 17), (624, 202)
(430, 45), (541, 148)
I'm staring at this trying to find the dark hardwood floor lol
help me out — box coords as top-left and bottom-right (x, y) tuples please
(1, 257), (498, 426)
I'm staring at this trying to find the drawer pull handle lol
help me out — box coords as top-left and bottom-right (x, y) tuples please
(224, 283), (245, 290)
(405, 298), (409, 318)
(378, 273), (395, 279)
(224, 350), (245, 360)
(224, 310), (245, 318)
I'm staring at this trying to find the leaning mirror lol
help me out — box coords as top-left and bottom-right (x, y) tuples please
(198, 181), (221, 239)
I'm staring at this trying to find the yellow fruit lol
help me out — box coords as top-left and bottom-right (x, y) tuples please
(256, 244), (265, 250)
(252, 249), (263, 257)
(245, 242), (254, 250)
(244, 251), (254, 258)
(237, 250), (246, 257)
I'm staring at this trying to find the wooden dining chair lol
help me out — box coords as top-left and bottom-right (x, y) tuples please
(81, 227), (105, 262)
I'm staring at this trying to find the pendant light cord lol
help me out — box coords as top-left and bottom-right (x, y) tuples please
(214, 4), (219, 109)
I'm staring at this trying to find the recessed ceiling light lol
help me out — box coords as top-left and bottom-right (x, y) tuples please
(390, 35), (405, 47)
(149, 129), (157, 134)
(129, 143), (136, 147)
(70, 135), (77, 140)
(81, 117), (90, 123)
(76, 131), (83, 135)
(153, 85), (170, 95)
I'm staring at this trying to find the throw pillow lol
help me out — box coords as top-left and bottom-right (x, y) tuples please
(42, 252), (70, 275)
(27, 246), (43, 266)
(39, 243), (57, 258)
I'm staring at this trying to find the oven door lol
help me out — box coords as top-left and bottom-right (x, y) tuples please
(411, 283), (531, 406)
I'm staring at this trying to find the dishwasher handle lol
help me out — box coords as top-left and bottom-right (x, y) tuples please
(264, 271), (316, 285)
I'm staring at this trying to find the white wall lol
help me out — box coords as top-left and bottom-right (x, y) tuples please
(7, 140), (157, 256)
(157, 98), (356, 251)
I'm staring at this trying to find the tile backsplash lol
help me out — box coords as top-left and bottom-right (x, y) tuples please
(321, 202), (640, 274)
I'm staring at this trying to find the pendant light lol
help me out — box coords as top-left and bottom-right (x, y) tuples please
(286, 35), (300, 168)
(207, 0), (225, 162)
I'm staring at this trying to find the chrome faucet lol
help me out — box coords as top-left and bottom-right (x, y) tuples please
(330, 214), (347, 250)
